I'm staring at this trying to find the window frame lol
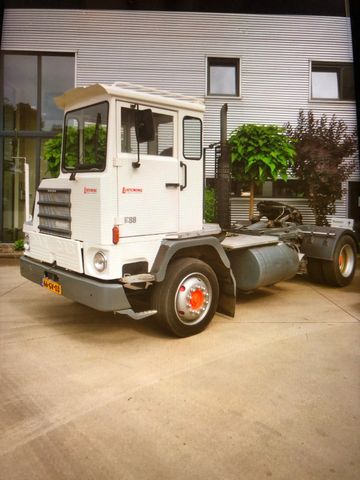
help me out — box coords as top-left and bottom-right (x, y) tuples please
(206, 56), (241, 98)
(0, 50), (76, 241)
(310, 60), (355, 102)
(182, 115), (203, 161)
(233, 178), (305, 199)
(1, 50), (76, 134)
(61, 101), (109, 173)
(118, 101), (176, 158)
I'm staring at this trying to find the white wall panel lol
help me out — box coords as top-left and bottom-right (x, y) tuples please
(2, 9), (358, 220)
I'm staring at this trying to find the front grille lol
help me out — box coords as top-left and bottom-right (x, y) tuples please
(38, 188), (71, 238)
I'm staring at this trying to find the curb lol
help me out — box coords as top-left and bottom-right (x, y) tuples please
(0, 244), (23, 258)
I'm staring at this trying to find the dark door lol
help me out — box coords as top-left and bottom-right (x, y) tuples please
(349, 181), (360, 221)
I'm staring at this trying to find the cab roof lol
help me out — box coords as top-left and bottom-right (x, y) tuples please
(55, 82), (205, 113)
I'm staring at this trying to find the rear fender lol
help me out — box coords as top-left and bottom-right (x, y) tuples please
(299, 226), (359, 260)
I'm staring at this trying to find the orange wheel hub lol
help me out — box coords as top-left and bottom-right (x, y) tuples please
(189, 289), (205, 310)
(339, 255), (344, 268)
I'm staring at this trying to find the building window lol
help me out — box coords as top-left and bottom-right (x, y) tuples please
(1, 51), (75, 242)
(311, 62), (355, 100)
(207, 57), (240, 96)
(232, 179), (304, 199)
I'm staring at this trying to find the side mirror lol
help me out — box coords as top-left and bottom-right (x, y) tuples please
(135, 109), (155, 143)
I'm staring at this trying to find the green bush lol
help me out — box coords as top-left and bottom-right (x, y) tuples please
(204, 187), (216, 223)
(43, 133), (62, 178)
(43, 124), (107, 178)
(14, 239), (24, 251)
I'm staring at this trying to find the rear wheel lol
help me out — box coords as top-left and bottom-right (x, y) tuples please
(322, 235), (357, 287)
(151, 257), (219, 337)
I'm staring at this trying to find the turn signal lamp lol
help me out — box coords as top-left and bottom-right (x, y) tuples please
(24, 234), (30, 251)
(112, 225), (120, 244)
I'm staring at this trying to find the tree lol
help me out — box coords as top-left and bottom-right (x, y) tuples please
(228, 124), (296, 219)
(286, 111), (357, 226)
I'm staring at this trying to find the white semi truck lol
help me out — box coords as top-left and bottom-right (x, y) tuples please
(20, 83), (358, 337)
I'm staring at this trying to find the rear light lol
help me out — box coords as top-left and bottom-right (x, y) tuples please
(112, 225), (120, 244)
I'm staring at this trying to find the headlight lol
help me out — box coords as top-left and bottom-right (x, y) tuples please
(24, 235), (30, 251)
(94, 251), (107, 272)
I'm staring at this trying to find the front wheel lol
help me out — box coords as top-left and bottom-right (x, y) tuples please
(151, 257), (219, 337)
(322, 235), (357, 287)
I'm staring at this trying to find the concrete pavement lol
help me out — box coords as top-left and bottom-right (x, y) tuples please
(0, 258), (359, 480)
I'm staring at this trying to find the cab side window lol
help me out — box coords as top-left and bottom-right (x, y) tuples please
(121, 107), (173, 156)
(183, 116), (202, 160)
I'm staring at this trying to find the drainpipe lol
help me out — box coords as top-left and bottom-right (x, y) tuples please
(13, 157), (31, 223)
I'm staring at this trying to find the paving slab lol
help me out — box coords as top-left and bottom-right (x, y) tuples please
(0, 258), (359, 480)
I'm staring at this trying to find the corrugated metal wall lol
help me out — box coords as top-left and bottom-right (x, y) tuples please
(2, 9), (359, 221)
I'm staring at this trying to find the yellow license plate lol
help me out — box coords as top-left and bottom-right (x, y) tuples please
(42, 277), (62, 295)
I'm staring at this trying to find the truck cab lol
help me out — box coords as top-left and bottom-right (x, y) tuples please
(23, 83), (211, 279)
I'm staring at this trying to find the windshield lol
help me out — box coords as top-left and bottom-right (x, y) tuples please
(62, 101), (109, 171)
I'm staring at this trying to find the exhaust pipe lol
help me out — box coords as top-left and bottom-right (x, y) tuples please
(215, 104), (231, 231)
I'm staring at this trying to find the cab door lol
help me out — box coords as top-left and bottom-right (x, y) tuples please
(116, 101), (179, 237)
(178, 114), (204, 233)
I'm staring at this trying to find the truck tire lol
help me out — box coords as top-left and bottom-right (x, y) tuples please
(322, 235), (357, 287)
(307, 258), (325, 284)
(151, 257), (219, 337)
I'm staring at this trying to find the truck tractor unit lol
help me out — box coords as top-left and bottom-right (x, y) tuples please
(20, 83), (358, 337)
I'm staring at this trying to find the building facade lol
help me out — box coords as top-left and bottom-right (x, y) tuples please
(1, 8), (359, 240)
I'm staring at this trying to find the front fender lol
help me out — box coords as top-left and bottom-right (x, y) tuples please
(151, 236), (236, 317)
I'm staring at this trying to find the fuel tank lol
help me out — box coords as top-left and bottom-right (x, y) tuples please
(227, 243), (300, 291)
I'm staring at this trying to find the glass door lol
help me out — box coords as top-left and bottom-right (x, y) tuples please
(2, 138), (37, 242)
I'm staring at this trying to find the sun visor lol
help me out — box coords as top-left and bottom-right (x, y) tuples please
(54, 84), (109, 110)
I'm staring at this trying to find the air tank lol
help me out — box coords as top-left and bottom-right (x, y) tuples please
(227, 243), (300, 291)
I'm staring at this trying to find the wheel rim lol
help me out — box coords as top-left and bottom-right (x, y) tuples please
(174, 273), (212, 325)
(338, 244), (355, 277)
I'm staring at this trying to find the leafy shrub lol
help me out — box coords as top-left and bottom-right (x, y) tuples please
(14, 239), (24, 251)
(43, 124), (107, 177)
(43, 133), (62, 178)
(204, 187), (216, 223)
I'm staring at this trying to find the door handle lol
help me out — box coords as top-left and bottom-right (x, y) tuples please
(180, 161), (187, 191)
(165, 183), (180, 188)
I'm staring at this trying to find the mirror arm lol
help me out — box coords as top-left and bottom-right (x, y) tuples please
(132, 104), (141, 168)
(132, 140), (141, 168)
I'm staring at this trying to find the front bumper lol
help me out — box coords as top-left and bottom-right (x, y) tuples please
(20, 255), (132, 312)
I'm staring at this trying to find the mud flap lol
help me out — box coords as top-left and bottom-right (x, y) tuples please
(217, 270), (236, 317)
